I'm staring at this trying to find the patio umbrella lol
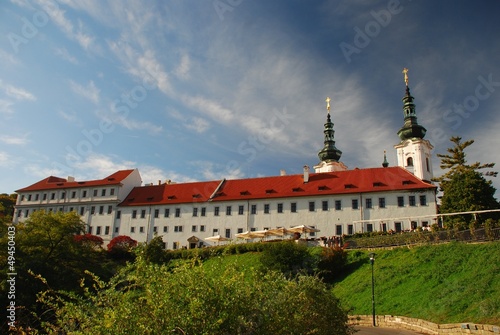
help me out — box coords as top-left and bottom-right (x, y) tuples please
(235, 230), (267, 240)
(204, 235), (230, 245)
(288, 225), (320, 234)
(266, 227), (291, 237)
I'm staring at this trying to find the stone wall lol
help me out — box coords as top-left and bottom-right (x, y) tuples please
(349, 315), (500, 335)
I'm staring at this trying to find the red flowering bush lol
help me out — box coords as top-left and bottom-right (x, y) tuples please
(107, 235), (137, 259)
(74, 233), (104, 248)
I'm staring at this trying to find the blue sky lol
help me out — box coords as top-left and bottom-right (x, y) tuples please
(1, 0), (499, 196)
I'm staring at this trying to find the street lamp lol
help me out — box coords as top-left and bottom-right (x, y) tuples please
(369, 252), (376, 327)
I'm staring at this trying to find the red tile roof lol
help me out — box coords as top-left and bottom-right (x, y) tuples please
(16, 169), (136, 192)
(119, 180), (222, 206)
(120, 167), (435, 206)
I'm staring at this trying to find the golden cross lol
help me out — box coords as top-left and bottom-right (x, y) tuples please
(325, 97), (331, 112)
(402, 68), (409, 86)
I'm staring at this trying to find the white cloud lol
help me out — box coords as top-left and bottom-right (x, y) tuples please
(191, 161), (245, 181)
(54, 47), (79, 64)
(0, 151), (10, 166)
(0, 49), (20, 66)
(0, 80), (36, 101)
(106, 105), (163, 134)
(169, 108), (210, 133)
(174, 52), (191, 80)
(35, 0), (94, 50)
(69, 80), (100, 104)
(0, 134), (29, 145)
(0, 99), (14, 114)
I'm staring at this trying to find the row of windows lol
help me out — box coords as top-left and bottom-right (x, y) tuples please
(20, 188), (116, 202)
(126, 195), (428, 219)
(88, 225), (112, 235)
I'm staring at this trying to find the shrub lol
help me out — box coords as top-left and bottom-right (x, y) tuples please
(107, 235), (137, 260)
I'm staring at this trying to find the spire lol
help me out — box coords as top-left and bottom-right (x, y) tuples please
(397, 68), (427, 142)
(382, 150), (389, 167)
(318, 97), (342, 163)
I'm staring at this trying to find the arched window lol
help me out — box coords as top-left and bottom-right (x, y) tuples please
(406, 157), (413, 166)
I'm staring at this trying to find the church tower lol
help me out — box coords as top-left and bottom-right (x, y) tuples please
(314, 97), (348, 173)
(394, 68), (433, 182)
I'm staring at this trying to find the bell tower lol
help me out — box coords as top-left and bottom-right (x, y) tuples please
(394, 68), (433, 182)
(314, 97), (348, 173)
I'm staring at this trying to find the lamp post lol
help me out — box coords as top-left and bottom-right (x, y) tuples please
(369, 252), (376, 327)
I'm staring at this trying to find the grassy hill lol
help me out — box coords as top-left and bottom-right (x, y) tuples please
(331, 241), (500, 326)
(203, 242), (500, 326)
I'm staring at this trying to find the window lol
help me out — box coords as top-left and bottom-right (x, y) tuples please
(91, 206), (95, 215)
(397, 196), (405, 207)
(71, 192), (76, 198)
(175, 208), (181, 217)
(322, 200), (328, 211)
(105, 226), (110, 235)
(411, 221), (417, 230)
(348, 224), (354, 235)
(51, 193), (55, 200)
(200, 225), (205, 232)
(277, 203), (283, 213)
(43, 193), (47, 200)
(214, 206), (220, 216)
(407, 157), (414, 166)
(130, 226), (135, 233)
(88, 226), (93, 234)
(141, 209), (146, 218)
(115, 227), (119, 233)
(379, 197), (386, 208)
(420, 195), (427, 206)
(139, 226), (145, 233)
(238, 205), (244, 215)
(291, 202), (297, 213)
(93, 190), (98, 197)
(365, 198), (372, 209)
(99, 206), (104, 215)
(163, 226), (168, 233)
(226, 206), (232, 215)
(82, 191), (87, 198)
(193, 208), (198, 217)
(395, 222), (402, 232)
(21, 195), (25, 201)
(173, 242), (178, 250)
(426, 158), (430, 172)
(213, 228), (219, 235)
(110, 188), (115, 196)
(367, 224), (373, 232)
(251, 205), (257, 214)
(17, 210), (21, 218)
(35, 194), (39, 201)
(309, 201), (315, 212)
(174, 225), (183, 232)
(335, 200), (342, 211)
(409, 195), (416, 206)
(61, 192), (65, 199)
(192, 225), (197, 232)
(201, 207), (206, 216)
(154, 209), (159, 218)
(336, 225), (342, 235)
(237, 228), (244, 234)
(153, 226), (157, 233)
(25, 209), (29, 217)
(116, 210), (121, 219)
(225, 228), (231, 238)
(28, 194), (32, 201)
(264, 204), (270, 214)
(101, 189), (106, 196)
(132, 210), (137, 219)
(164, 208), (170, 217)
(352, 199), (359, 210)
(79, 207), (85, 216)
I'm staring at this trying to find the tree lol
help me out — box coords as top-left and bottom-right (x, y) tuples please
(434, 137), (499, 228)
(0, 211), (116, 332)
(0, 193), (17, 219)
(107, 235), (137, 260)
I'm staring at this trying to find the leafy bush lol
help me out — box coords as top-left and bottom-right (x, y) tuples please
(38, 256), (354, 335)
(107, 235), (137, 260)
(259, 241), (313, 278)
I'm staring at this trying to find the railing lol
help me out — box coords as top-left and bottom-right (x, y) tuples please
(345, 227), (500, 249)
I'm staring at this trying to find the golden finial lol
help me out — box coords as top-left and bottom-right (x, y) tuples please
(402, 68), (409, 86)
(325, 97), (331, 112)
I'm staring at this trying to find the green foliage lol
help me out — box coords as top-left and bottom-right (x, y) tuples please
(143, 236), (168, 264)
(39, 255), (353, 335)
(0, 193), (17, 218)
(259, 241), (313, 278)
(332, 242), (500, 326)
(316, 245), (349, 283)
(0, 211), (118, 331)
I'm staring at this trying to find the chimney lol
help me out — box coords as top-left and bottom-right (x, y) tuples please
(280, 169), (286, 176)
(67, 176), (75, 182)
(158, 180), (161, 185)
(303, 165), (310, 183)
